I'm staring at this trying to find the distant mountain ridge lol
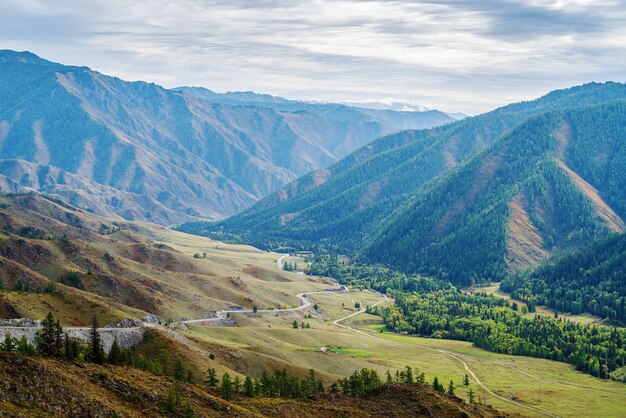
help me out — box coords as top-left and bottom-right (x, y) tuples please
(182, 82), (626, 284)
(174, 86), (461, 131)
(0, 50), (457, 224)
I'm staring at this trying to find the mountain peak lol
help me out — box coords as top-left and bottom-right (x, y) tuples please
(0, 50), (56, 66)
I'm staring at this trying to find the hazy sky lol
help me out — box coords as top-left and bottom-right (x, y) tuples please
(1, 0), (625, 114)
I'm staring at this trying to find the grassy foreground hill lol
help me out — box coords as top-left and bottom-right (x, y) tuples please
(0, 353), (505, 418)
(0, 193), (333, 323)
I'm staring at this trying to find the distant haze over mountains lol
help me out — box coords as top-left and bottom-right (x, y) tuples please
(0, 50), (458, 224)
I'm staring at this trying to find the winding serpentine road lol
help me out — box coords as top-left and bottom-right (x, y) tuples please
(181, 288), (348, 324)
(178, 253), (562, 417)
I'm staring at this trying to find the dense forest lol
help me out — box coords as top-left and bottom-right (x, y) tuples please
(501, 233), (626, 322)
(366, 101), (626, 284)
(181, 83), (626, 286)
(306, 253), (449, 294)
(377, 290), (626, 381)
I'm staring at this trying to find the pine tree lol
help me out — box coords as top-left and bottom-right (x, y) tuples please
(292, 320), (299, 329)
(233, 376), (242, 393)
(108, 338), (121, 365)
(88, 314), (104, 364)
(220, 373), (234, 401)
(417, 372), (426, 385)
(54, 320), (63, 357)
(36, 312), (56, 357)
(463, 374), (470, 386)
(1, 334), (15, 352)
(206, 367), (218, 387)
(17, 335), (36, 355)
(405, 365), (414, 384)
(386, 370), (393, 384)
(432, 377), (445, 394)
(174, 357), (185, 381)
(468, 387), (476, 404)
(244, 376), (254, 397)
(447, 380), (456, 396)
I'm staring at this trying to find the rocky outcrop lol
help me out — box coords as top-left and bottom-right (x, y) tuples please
(104, 318), (143, 328)
(0, 318), (40, 327)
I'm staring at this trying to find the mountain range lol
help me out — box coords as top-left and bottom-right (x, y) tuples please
(183, 82), (626, 285)
(0, 50), (458, 224)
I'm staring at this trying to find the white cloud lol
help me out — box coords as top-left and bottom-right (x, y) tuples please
(1, 0), (625, 114)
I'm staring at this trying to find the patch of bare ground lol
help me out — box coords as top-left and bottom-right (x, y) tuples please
(552, 122), (625, 233)
(435, 152), (503, 236)
(506, 194), (546, 271)
(358, 176), (390, 210)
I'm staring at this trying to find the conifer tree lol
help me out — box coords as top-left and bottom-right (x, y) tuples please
(244, 376), (254, 396)
(174, 357), (185, 381)
(88, 314), (104, 364)
(1, 334), (15, 352)
(463, 374), (470, 386)
(108, 338), (121, 364)
(220, 373), (234, 401)
(206, 367), (218, 387)
(405, 365), (414, 384)
(36, 312), (56, 357)
(447, 380), (456, 396)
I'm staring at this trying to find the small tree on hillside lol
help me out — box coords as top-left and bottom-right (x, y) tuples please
(88, 314), (104, 364)
(206, 367), (218, 387)
(108, 338), (121, 364)
(447, 380), (456, 396)
(1, 334), (16, 352)
(220, 373), (234, 401)
(36, 312), (57, 357)
(463, 374), (470, 386)
(174, 357), (185, 381)
(244, 376), (254, 397)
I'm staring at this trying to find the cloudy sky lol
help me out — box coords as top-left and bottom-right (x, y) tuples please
(1, 0), (625, 114)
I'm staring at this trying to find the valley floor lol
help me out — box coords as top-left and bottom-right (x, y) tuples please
(178, 289), (626, 418)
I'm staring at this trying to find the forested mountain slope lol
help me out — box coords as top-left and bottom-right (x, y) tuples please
(501, 232), (626, 322)
(0, 50), (455, 224)
(183, 83), (626, 284)
(367, 101), (626, 284)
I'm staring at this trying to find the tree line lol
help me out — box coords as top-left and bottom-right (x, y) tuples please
(378, 289), (626, 381)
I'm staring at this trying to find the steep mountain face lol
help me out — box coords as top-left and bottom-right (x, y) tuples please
(184, 83), (626, 284)
(367, 101), (626, 284)
(0, 50), (456, 224)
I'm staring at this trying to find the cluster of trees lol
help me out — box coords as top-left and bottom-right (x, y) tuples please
(292, 320), (311, 329)
(206, 368), (325, 400)
(0, 312), (106, 363)
(0, 312), (192, 378)
(502, 233), (626, 323)
(283, 261), (298, 271)
(306, 253), (449, 294)
(379, 290), (626, 380)
(205, 365), (473, 405)
(0, 279), (59, 294)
